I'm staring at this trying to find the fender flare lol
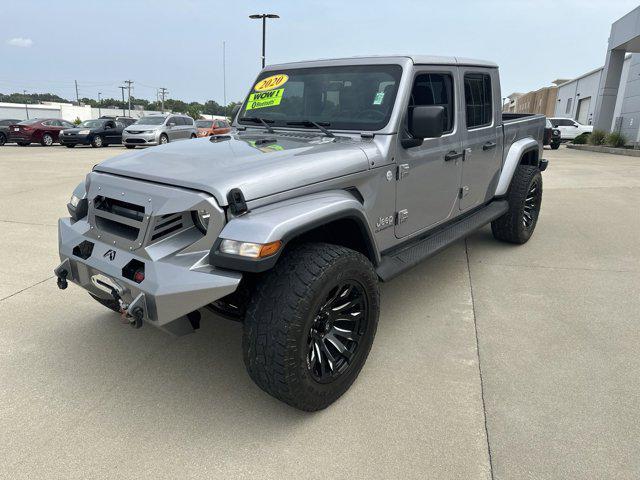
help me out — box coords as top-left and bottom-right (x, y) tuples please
(495, 138), (539, 196)
(209, 190), (378, 273)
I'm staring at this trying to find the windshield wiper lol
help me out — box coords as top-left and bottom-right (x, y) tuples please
(239, 116), (275, 133)
(286, 120), (335, 138)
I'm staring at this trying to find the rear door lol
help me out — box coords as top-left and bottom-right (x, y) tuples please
(458, 68), (502, 212)
(395, 66), (464, 238)
(167, 116), (180, 141)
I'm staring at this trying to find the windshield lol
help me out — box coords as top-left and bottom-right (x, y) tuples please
(196, 120), (213, 128)
(79, 120), (105, 128)
(18, 119), (41, 125)
(238, 65), (403, 131)
(135, 116), (166, 125)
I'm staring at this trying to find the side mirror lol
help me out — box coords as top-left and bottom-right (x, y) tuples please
(402, 105), (444, 148)
(231, 105), (241, 122)
(168, 122), (176, 127)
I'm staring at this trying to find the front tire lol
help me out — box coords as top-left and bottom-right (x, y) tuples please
(91, 135), (103, 148)
(125, 145), (136, 149)
(89, 293), (120, 313)
(65, 144), (75, 148)
(0, 133), (6, 146)
(41, 133), (53, 146)
(492, 165), (542, 244)
(243, 243), (380, 411)
(551, 142), (560, 150)
(159, 134), (168, 145)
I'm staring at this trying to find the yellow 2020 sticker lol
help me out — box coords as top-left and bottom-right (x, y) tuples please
(254, 74), (289, 92)
(246, 88), (284, 110)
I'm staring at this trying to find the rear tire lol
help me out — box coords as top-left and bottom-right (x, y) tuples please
(89, 293), (120, 313)
(492, 165), (542, 244)
(551, 142), (560, 150)
(243, 243), (379, 411)
(65, 144), (75, 148)
(125, 145), (136, 149)
(18, 142), (29, 146)
(41, 133), (53, 146)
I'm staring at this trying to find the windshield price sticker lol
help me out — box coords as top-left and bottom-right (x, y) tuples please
(246, 88), (284, 110)
(254, 74), (289, 92)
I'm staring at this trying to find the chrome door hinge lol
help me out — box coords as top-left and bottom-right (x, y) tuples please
(397, 209), (409, 224)
(397, 164), (410, 180)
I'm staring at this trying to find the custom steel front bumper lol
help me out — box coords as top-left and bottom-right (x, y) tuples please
(56, 217), (241, 335)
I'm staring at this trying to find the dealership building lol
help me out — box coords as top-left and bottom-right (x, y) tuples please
(506, 5), (640, 144)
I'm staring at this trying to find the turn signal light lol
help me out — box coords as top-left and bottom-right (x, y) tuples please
(219, 239), (282, 259)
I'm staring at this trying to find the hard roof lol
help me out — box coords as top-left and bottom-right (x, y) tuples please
(266, 55), (498, 69)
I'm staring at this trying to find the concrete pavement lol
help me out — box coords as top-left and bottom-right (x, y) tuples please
(0, 144), (638, 478)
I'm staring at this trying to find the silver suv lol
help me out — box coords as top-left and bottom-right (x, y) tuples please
(122, 114), (197, 148)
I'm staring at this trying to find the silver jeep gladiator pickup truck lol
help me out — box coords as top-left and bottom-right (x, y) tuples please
(56, 55), (546, 411)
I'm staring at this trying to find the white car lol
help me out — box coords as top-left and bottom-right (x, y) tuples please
(548, 117), (593, 140)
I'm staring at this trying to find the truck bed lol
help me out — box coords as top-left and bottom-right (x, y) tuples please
(501, 112), (545, 162)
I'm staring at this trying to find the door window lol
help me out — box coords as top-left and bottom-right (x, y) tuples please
(464, 73), (492, 129)
(410, 73), (455, 133)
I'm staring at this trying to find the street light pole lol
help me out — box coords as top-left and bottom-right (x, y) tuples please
(98, 92), (102, 117)
(23, 89), (29, 119)
(249, 13), (279, 68)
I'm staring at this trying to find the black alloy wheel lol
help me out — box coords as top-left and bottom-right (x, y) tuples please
(307, 281), (368, 383)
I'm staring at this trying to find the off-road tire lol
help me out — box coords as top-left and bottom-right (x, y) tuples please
(492, 165), (542, 244)
(243, 243), (380, 411)
(89, 293), (120, 313)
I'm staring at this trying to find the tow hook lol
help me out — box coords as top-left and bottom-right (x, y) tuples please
(116, 292), (146, 329)
(129, 307), (144, 329)
(56, 270), (68, 290)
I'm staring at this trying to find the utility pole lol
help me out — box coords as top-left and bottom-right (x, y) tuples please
(75, 80), (80, 105)
(23, 89), (29, 119)
(159, 87), (168, 112)
(119, 86), (126, 116)
(222, 41), (227, 106)
(249, 14), (280, 68)
(124, 80), (134, 117)
(98, 92), (102, 117)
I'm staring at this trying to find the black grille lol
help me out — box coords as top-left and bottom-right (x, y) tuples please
(125, 138), (145, 144)
(93, 196), (144, 241)
(151, 213), (183, 241)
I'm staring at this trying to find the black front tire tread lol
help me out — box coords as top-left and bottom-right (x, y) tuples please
(243, 243), (379, 411)
(491, 165), (542, 244)
(89, 293), (120, 313)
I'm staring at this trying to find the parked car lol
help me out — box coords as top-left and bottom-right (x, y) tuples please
(122, 114), (197, 148)
(544, 118), (561, 149)
(0, 118), (21, 146)
(8, 118), (75, 146)
(56, 55), (547, 412)
(196, 118), (231, 137)
(548, 117), (593, 140)
(60, 118), (133, 148)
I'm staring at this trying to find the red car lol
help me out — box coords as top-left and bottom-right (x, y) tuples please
(195, 118), (231, 137)
(8, 118), (75, 146)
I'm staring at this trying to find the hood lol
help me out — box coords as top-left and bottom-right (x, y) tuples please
(93, 132), (370, 205)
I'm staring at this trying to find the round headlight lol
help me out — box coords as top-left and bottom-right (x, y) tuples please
(192, 209), (210, 233)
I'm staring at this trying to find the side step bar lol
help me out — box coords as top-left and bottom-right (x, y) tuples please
(376, 200), (508, 281)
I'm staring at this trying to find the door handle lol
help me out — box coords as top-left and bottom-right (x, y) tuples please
(482, 141), (497, 151)
(444, 150), (464, 161)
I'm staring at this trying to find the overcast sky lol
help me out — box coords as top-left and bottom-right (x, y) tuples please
(1, 0), (638, 105)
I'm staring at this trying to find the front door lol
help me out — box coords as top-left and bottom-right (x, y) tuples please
(459, 68), (501, 211)
(395, 66), (464, 238)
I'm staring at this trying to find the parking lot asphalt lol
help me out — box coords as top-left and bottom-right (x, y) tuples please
(0, 144), (638, 479)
